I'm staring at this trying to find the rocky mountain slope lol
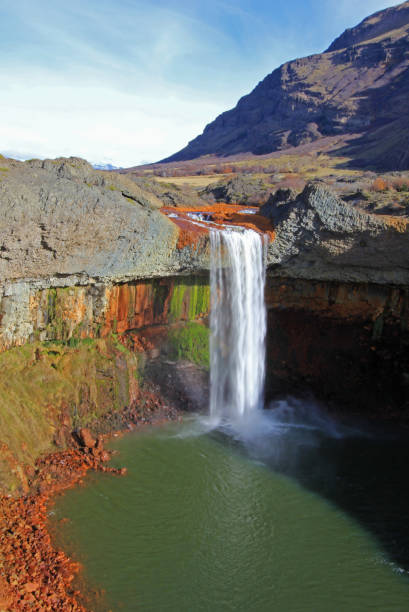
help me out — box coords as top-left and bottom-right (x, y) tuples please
(163, 1), (409, 170)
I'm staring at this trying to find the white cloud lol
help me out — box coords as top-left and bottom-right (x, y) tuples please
(0, 2), (243, 165)
(0, 71), (226, 166)
(1, 0), (400, 166)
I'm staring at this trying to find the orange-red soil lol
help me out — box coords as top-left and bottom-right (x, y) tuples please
(162, 203), (275, 249)
(0, 401), (180, 611)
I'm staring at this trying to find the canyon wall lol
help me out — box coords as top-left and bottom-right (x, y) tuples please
(265, 278), (409, 418)
(0, 276), (209, 351)
(1, 158), (409, 494)
(3, 269), (409, 494)
(0, 276), (210, 494)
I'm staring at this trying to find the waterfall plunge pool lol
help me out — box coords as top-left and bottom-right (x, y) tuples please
(50, 228), (409, 610)
(49, 409), (409, 612)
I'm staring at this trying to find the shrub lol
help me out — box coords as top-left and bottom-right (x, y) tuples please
(371, 177), (389, 192)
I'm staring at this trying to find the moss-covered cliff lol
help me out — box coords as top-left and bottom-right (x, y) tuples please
(0, 337), (140, 493)
(0, 276), (211, 494)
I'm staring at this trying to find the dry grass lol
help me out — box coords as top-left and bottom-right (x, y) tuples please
(128, 142), (409, 218)
(154, 152), (361, 188)
(155, 174), (228, 187)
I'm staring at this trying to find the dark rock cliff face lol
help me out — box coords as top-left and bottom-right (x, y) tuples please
(265, 278), (409, 419)
(261, 185), (409, 417)
(164, 1), (409, 170)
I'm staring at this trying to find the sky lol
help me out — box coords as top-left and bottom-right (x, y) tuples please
(0, 0), (400, 167)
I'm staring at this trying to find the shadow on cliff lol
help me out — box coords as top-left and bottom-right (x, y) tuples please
(328, 64), (409, 172)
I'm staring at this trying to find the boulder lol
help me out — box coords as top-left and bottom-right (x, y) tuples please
(78, 428), (96, 449)
(200, 174), (272, 205)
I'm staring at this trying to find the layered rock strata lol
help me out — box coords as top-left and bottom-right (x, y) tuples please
(164, 1), (409, 169)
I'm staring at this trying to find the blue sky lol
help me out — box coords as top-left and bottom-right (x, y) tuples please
(0, 0), (399, 166)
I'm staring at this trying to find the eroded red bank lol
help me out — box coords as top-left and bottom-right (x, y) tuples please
(0, 398), (179, 611)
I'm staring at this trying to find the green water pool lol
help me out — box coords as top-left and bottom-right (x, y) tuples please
(50, 416), (409, 611)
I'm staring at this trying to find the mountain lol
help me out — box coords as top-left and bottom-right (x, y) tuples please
(163, 1), (409, 170)
(92, 162), (121, 171)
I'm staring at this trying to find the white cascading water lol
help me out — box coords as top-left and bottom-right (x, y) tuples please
(209, 228), (267, 422)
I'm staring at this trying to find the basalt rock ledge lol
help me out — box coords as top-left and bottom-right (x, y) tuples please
(263, 183), (409, 285)
(0, 156), (209, 284)
(1, 159), (409, 351)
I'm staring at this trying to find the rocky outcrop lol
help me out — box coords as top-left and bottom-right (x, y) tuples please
(163, 1), (409, 170)
(260, 188), (298, 216)
(261, 186), (409, 414)
(264, 184), (409, 284)
(200, 175), (273, 205)
(0, 156), (209, 284)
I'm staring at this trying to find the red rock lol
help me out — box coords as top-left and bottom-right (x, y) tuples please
(0, 390), (179, 612)
(78, 428), (96, 449)
(24, 581), (39, 592)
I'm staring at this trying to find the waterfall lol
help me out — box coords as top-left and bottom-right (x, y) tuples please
(209, 228), (267, 421)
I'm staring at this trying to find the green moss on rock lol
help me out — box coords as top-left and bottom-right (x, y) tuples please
(169, 278), (210, 323)
(0, 335), (141, 494)
(168, 322), (209, 369)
